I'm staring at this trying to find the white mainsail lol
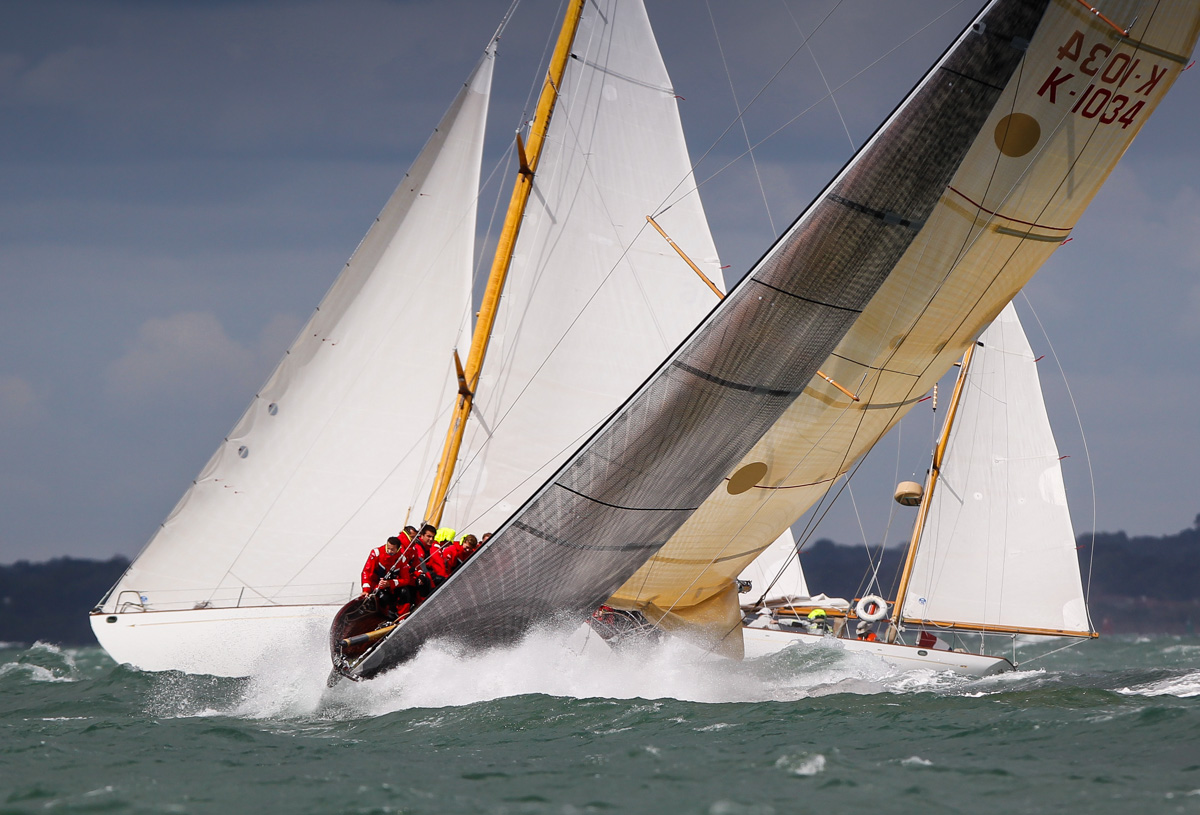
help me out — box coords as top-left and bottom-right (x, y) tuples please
(901, 303), (1090, 633)
(93, 0), (725, 675)
(445, 0), (723, 532)
(91, 52), (495, 666)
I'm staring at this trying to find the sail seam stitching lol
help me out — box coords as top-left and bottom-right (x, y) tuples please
(750, 278), (865, 313)
(937, 65), (1005, 92)
(556, 483), (700, 513)
(827, 194), (925, 229)
(670, 360), (801, 398)
(512, 521), (661, 551)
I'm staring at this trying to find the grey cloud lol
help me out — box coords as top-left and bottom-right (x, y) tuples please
(1, 0), (1197, 563)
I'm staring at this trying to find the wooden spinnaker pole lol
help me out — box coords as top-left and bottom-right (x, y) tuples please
(423, 0), (586, 527)
(645, 215), (724, 300)
(888, 341), (977, 635)
(645, 213), (859, 404)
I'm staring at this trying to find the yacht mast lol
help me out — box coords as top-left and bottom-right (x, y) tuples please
(423, 0), (587, 527)
(888, 341), (977, 637)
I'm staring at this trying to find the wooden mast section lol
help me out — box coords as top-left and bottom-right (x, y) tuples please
(423, 0), (586, 528)
(888, 342), (977, 637)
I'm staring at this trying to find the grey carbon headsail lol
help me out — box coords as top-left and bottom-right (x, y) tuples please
(355, 0), (1047, 678)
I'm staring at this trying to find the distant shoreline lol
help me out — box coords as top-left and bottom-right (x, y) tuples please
(4, 519), (1197, 645)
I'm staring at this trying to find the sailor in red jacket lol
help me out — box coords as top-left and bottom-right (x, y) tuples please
(360, 535), (417, 618)
(411, 524), (437, 562)
(437, 533), (475, 577)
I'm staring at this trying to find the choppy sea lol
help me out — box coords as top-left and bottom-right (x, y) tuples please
(2, 632), (1198, 814)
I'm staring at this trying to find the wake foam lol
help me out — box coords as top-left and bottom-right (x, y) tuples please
(1118, 671), (1200, 698)
(138, 622), (1046, 721)
(207, 624), (995, 719)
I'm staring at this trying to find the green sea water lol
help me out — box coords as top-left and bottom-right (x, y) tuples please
(2, 633), (1198, 815)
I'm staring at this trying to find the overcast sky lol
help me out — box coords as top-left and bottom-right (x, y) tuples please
(2, 0), (1197, 565)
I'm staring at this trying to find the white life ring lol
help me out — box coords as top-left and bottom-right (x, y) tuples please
(856, 594), (889, 622)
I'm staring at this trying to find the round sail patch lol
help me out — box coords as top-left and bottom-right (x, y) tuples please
(727, 462), (768, 495)
(994, 113), (1040, 157)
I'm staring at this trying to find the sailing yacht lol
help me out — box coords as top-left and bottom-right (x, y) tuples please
(89, 0), (1200, 680)
(741, 303), (1094, 675)
(344, 0), (1197, 681)
(90, 1), (723, 676)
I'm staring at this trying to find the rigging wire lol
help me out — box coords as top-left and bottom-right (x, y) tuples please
(1019, 290), (1099, 621)
(448, 1), (1104, 643)
(1017, 636), (1085, 667)
(262, 6), (560, 587)
(854, 419), (903, 602)
(662, 1), (1123, 651)
(687, 0), (893, 610)
(703, 0), (868, 610)
(492, 0), (1118, 662)
(705, 0), (776, 236)
(779, 0), (857, 152)
(657, 1), (967, 218)
(442, 13), (976, 545)
(633, 3), (985, 621)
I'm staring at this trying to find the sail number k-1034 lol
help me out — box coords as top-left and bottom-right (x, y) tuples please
(1036, 29), (1169, 128)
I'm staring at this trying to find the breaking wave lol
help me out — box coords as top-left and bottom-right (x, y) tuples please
(135, 624), (1054, 721)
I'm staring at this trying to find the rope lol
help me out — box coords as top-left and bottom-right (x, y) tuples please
(1017, 636), (1086, 667)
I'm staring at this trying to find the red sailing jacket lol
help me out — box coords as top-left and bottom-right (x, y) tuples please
(437, 541), (467, 575)
(360, 545), (414, 593)
(425, 543), (452, 583)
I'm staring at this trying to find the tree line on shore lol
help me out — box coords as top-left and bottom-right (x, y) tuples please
(3, 516), (1198, 646)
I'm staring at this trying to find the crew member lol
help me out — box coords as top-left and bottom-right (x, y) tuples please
(424, 528), (457, 588)
(806, 608), (829, 633)
(458, 534), (479, 563)
(437, 535), (469, 577)
(856, 621), (878, 642)
(414, 524), (437, 560)
(360, 536), (417, 619)
(408, 524), (438, 600)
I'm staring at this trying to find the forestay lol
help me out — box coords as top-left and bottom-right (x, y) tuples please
(96, 54), (495, 614)
(738, 529), (810, 606)
(359, 0), (1054, 676)
(901, 303), (1090, 633)
(607, 0), (1200, 639)
(443, 0), (723, 535)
